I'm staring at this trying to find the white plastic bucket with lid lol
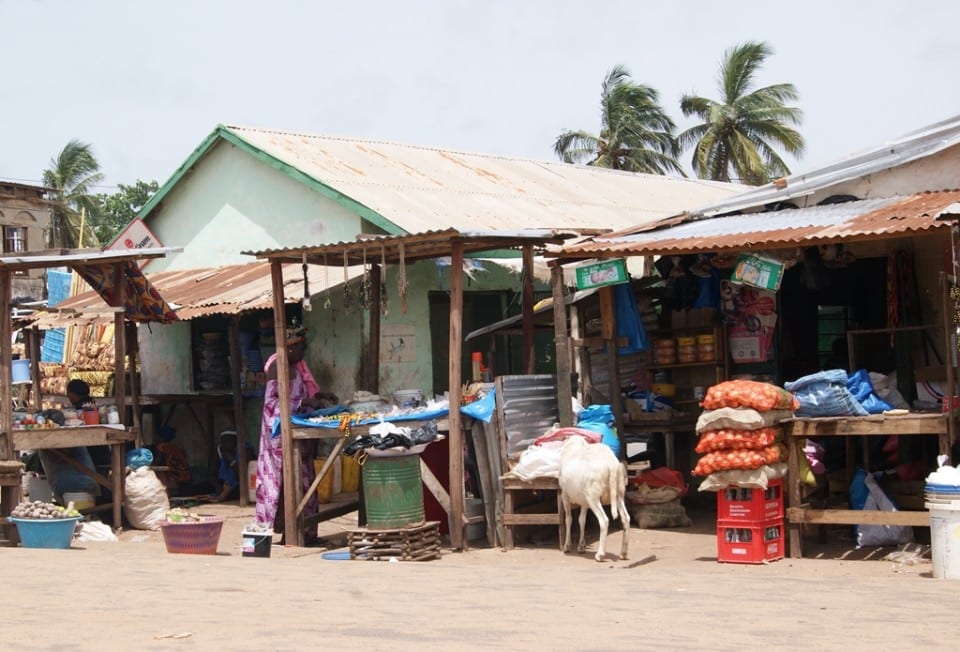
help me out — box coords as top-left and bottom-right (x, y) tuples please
(394, 389), (424, 408)
(11, 358), (30, 384)
(925, 495), (960, 580)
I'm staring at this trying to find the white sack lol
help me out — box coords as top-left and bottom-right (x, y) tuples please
(123, 467), (170, 530)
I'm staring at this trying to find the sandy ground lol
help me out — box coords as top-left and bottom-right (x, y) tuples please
(2, 501), (956, 652)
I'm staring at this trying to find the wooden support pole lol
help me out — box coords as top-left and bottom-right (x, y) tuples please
(551, 265), (574, 427)
(270, 262), (298, 545)
(599, 286), (623, 443)
(28, 327), (41, 411)
(228, 317), (249, 506)
(0, 270), (12, 459)
(113, 264), (127, 428)
(368, 264), (381, 394)
(125, 322), (142, 446)
(941, 272), (957, 452)
(522, 244), (535, 374)
(448, 239), (465, 550)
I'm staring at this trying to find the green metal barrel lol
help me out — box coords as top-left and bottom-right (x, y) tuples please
(362, 455), (425, 529)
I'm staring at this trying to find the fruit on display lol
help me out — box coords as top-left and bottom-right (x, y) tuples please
(11, 500), (82, 519)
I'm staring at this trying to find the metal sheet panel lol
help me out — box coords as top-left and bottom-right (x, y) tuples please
(496, 374), (559, 457)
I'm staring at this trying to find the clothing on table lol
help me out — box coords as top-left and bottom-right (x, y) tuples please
(254, 358), (318, 529)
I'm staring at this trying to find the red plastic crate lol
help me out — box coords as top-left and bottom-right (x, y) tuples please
(716, 478), (783, 522)
(716, 517), (784, 564)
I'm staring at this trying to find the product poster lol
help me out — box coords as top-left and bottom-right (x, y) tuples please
(380, 324), (417, 363)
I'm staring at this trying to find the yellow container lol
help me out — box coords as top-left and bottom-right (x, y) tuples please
(696, 334), (715, 345)
(341, 455), (360, 493)
(313, 458), (335, 504)
(676, 336), (696, 346)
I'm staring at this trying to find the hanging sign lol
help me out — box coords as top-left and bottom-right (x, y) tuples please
(108, 218), (164, 269)
(575, 259), (628, 290)
(731, 254), (784, 291)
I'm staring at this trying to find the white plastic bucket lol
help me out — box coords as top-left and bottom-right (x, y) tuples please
(925, 499), (960, 579)
(11, 358), (30, 384)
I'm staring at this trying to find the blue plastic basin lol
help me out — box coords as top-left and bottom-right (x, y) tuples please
(10, 517), (81, 549)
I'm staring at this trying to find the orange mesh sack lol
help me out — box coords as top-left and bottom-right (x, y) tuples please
(692, 445), (782, 476)
(700, 380), (799, 412)
(694, 427), (781, 454)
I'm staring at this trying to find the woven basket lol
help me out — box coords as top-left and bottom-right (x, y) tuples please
(159, 517), (225, 555)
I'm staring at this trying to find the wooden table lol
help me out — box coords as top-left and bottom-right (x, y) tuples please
(288, 418), (450, 545)
(785, 413), (948, 558)
(12, 425), (135, 528)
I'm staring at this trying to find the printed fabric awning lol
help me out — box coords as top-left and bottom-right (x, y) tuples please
(73, 260), (178, 323)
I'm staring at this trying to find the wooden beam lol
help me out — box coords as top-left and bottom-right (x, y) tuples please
(420, 458), (452, 517)
(551, 265), (573, 427)
(113, 264), (127, 436)
(447, 239), (465, 550)
(599, 286), (623, 443)
(28, 327), (42, 411)
(126, 322), (142, 445)
(270, 262), (298, 546)
(522, 244), (535, 374)
(786, 507), (931, 527)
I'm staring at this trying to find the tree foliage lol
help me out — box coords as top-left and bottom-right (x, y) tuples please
(91, 180), (160, 245)
(41, 140), (103, 248)
(678, 41), (804, 185)
(554, 65), (683, 175)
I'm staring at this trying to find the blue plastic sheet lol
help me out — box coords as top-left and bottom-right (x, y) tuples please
(846, 369), (892, 414)
(461, 388), (496, 423)
(785, 369), (869, 417)
(125, 448), (154, 469)
(577, 404), (620, 458)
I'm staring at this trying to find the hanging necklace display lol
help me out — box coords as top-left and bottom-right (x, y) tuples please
(323, 254), (332, 309)
(360, 248), (372, 310)
(301, 252), (311, 312)
(398, 241), (408, 315)
(380, 245), (389, 316)
(342, 251), (353, 313)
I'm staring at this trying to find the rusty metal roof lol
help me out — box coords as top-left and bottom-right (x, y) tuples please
(247, 228), (576, 266)
(555, 190), (960, 259)
(139, 124), (742, 236)
(27, 261), (360, 329)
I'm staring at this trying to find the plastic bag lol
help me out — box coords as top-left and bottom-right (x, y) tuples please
(846, 369), (892, 414)
(125, 447), (154, 470)
(504, 441), (563, 480)
(853, 470), (914, 547)
(460, 387), (495, 423)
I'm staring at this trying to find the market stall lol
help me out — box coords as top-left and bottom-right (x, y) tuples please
(547, 192), (960, 556)
(1, 247), (180, 539)
(247, 228), (572, 548)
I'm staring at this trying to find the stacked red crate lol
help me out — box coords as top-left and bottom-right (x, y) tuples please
(716, 478), (784, 564)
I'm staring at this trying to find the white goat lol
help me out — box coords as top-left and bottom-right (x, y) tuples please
(558, 435), (630, 562)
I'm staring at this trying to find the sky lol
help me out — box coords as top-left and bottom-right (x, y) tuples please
(2, 0), (959, 190)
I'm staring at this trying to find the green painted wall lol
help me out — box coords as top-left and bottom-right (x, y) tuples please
(145, 141), (368, 271)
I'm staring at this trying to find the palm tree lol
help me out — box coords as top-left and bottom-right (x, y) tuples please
(679, 41), (804, 185)
(42, 139), (103, 248)
(554, 65), (683, 175)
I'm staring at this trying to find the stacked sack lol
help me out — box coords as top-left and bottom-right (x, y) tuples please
(692, 380), (798, 482)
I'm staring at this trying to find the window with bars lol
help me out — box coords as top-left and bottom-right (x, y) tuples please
(3, 225), (27, 253)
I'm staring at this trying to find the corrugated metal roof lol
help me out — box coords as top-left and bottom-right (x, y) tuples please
(217, 124), (743, 233)
(247, 228), (575, 265)
(0, 246), (181, 270)
(28, 261), (361, 329)
(556, 190), (960, 258)
(684, 113), (960, 218)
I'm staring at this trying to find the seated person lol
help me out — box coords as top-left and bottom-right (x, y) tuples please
(38, 379), (101, 502)
(154, 426), (193, 494)
(209, 432), (253, 503)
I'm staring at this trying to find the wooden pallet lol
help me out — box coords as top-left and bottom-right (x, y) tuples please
(348, 521), (441, 561)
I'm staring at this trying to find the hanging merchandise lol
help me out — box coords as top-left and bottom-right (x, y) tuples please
(398, 241), (408, 315)
(342, 252), (354, 313)
(360, 248), (372, 310)
(380, 245), (389, 316)
(323, 255), (331, 310)
(301, 253), (311, 312)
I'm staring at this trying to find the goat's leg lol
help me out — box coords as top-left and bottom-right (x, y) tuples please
(618, 493), (630, 560)
(562, 494), (573, 553)
(577, 504), (588, 553)
(588, 497), (609, 562)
